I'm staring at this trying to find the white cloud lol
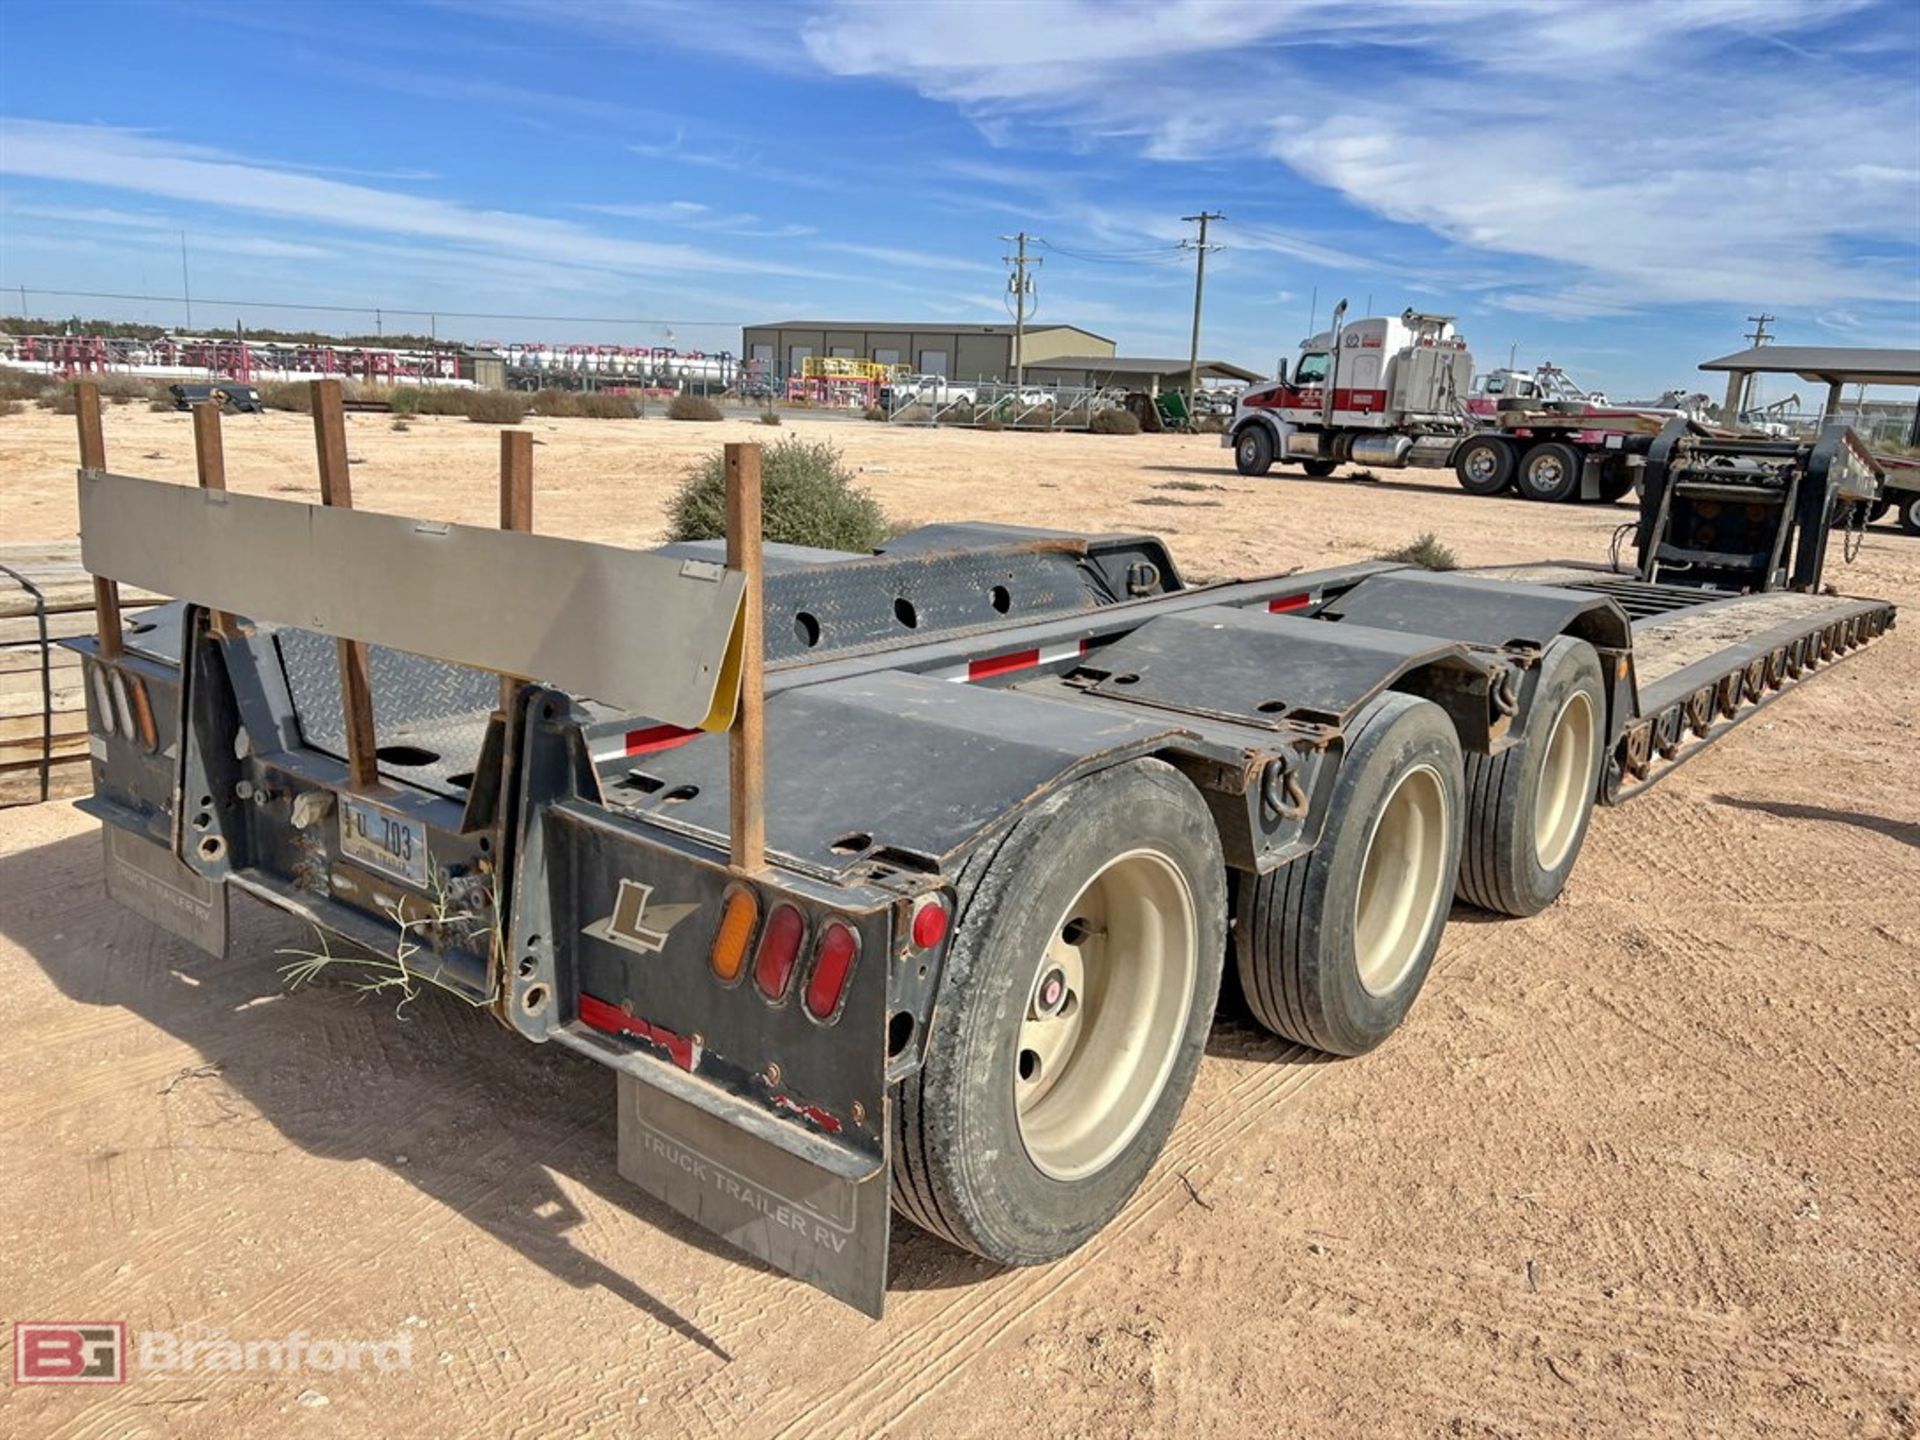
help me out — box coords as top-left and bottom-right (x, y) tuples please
(2, 200), (336, 258)
(580, 200), (815, 238)
(0, 119), (820, 280)
(813, 241), (998, 275)
(792, 0), (1920, 315)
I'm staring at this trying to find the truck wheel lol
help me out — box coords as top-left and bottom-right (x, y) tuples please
(1901, 493), (1920, 536)
(1235, 693), (1464, 1056)
(1234, 425), (1274, 476)
(1457, 636), (1604, 917)
(1516, 442), (1582, 502)
(891, 758), (1227, 1265)
(1453, 436), (1515, 495)
(1300, 458), (1339, 478)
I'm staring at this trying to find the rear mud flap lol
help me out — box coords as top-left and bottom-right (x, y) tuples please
(616, 1075), (890, 1318)
(102, 825), (228, 957)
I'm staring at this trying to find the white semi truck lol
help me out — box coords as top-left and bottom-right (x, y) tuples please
(1229, 302), (1700, 504)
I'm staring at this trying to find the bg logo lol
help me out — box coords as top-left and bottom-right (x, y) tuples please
(13, 1322), (127, 1384)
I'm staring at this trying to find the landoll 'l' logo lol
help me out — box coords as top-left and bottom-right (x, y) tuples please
(584, 879), (700, 957)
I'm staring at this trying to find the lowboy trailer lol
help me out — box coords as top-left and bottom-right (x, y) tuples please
(69, 389), (1894, 1316)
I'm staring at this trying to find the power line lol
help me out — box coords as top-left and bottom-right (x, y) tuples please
(1034, 238), (1185, 266)
(1180, 211), (1224, 426)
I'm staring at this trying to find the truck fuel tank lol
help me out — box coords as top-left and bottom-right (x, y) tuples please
(1348, 434), (1414, 467)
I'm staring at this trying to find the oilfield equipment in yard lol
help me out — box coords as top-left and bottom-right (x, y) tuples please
(68, 381), (1894, 1315)
(1223, 304), (1881, 510)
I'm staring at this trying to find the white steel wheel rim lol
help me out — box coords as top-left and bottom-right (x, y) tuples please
(1015, 849), (1197, 1183)
(1239, 434), (1261, 464)
(1352, 764), (1450, 997)
(1533, 689), (1598, 871)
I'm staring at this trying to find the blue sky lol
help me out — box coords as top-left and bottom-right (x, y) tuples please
(1, 0), (1916, 398)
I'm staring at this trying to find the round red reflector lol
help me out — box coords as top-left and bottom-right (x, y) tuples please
(911, 899), (950, 950)
(754, 904), (806, 1000)
(804, 921), (860, 1022)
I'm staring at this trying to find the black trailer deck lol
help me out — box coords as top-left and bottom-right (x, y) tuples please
(71, 488), (1895, 1317)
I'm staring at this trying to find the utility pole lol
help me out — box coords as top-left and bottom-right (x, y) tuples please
(180, 232), (193, 330)
(1002, 232), (1040, 385)
(1181, 211), (1224, 425)
(1729, 313), (1775, 420)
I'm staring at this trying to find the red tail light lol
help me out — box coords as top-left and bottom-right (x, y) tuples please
(911, 898), (950, 950)
(754, 903), (806, 1001)
(804, 921), (860, 1022)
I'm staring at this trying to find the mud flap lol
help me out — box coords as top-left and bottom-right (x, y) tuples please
(102, 825), (228, 956)
(616, 1076), (890, 1318)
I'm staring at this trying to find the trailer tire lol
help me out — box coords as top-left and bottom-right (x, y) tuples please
(891, 758), (1227, 1266)
(1516, 442), (1583, 502)
(1234, 425), (1275, 476)
(1453, 436), (1516, 495)
(1300, 458), (1339, 478)
(1458, 636), (1604, 917)
(1900, 492), (1920, 536)
(1235, 693), (1463, 1057)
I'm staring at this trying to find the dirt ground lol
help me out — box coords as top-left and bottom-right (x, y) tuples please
(1, 405), (1915, 1439)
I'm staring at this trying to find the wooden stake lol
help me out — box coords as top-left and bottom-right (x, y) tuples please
(311, 380), (379, 791)
(498, 429), (534, 712)
(725, 442), (766, 873)
(75, 382), (124, 659)
(191, 401), (234, 638)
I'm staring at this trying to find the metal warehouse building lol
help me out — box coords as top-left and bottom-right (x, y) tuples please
(740, 321), (1115, 381)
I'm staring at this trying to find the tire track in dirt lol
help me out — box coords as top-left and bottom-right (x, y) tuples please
(761, 916), (1558, 1438)
(765, 1051), (1335, 1438)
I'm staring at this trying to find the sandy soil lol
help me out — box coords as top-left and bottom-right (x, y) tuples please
(1, 405), (1915, 1438)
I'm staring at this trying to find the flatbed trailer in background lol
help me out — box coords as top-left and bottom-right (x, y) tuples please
(1224, 302), (1766, 506)
(69, 383), (1895, 1316)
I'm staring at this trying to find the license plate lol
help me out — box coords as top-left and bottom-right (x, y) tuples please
(339, 796), (429, 887)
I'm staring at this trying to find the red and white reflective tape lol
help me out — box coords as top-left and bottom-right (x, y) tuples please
(929, 638), (1089, 685)
(1265, 591), (1315, 614)
(578, 993), (703, 1071)
(592, 722), (701, 766)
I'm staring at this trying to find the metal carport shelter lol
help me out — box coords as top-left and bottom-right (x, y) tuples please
(1699, 346), (1920, 444)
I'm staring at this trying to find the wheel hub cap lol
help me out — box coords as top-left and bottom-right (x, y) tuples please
(1015, 850), (1197, 1182)
(1533, 690), (1597, 871)
(1353, 764), (1450, 997)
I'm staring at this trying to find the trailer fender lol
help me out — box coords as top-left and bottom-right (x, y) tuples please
(1072, 604), (1487, 735)
(1315, 570), (1635, 747)
(590, 669), (1190, 877)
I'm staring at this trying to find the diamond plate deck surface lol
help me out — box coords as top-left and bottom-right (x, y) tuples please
(276, 628), (495, 798)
